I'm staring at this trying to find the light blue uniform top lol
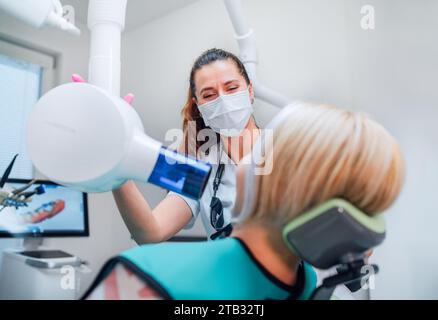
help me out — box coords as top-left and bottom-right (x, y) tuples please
(84, 237), (317, 300)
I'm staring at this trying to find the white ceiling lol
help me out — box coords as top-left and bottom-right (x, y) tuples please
(63, 0), (200, 31)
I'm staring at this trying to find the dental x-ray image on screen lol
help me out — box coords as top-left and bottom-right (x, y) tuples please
(0, 179), (88, 237)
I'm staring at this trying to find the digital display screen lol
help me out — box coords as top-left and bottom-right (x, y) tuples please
(0, 179), (88, 237)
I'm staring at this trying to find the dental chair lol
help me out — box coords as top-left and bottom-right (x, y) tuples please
(283, 198), (385, 300)
(83, 198), (385, 300)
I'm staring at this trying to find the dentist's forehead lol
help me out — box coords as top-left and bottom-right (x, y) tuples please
(195, 60), (244, 93)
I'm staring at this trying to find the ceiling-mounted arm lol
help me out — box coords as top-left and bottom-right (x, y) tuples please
(0, 0), (80, 35)
(223, 0), (257, 80)
(87, 0), (128, 96)
(223, 0), (291, 108)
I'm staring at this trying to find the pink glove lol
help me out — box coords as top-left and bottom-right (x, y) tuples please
(71, 74), (134, 106)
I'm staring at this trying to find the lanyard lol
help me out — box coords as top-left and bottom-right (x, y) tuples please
(212, 163), (225, 198)
(212, 144), (225, 197)
(209, 143), (233, 240)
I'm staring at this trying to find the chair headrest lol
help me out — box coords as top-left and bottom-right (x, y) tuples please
(282, 198), (386, 269)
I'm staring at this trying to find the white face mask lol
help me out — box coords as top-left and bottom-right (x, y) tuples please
(197, 89), (254, 137)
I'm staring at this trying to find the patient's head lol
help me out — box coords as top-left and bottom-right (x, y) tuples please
(234, 103), (405, 229)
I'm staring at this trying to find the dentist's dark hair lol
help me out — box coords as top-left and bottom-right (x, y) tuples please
(180, 48), (251, 156)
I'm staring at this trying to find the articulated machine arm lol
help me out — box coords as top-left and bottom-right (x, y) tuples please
(223, 0), (291, 108)
(0, 0), (80, 35)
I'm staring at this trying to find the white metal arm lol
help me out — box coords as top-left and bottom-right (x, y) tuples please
(0, 0), (80, 35)
(223, 0), (291, 108)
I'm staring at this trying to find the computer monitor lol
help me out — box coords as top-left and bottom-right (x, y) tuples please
(0, 179), (89, 237)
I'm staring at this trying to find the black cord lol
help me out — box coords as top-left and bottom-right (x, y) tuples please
(212, 163), (225, 197)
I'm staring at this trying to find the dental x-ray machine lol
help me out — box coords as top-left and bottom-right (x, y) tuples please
(23, 0), (211, 198)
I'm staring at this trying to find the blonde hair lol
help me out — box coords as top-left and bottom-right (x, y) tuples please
(249, 104), (405, 227)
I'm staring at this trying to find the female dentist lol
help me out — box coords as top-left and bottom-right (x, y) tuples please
(112, 48), (260, 243)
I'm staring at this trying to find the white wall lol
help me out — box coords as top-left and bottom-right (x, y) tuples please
(344, 0), (438, 299)
(0, 12), (136, 298)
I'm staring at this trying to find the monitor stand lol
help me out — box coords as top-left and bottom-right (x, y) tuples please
(22, 237), (44, 251)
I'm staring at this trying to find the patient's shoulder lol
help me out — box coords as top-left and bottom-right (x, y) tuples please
(120, 238), (240, 268)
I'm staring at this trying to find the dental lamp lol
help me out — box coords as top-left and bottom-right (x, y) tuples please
(223, 0), (291, 108)
(26, 0), (211, 199)
(0, 0), (80, 36)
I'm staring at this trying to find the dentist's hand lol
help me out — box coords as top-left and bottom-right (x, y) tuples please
(71, 74), (135, 106)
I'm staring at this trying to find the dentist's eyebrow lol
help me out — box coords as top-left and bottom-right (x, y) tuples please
(200, 86), (216, 95)
(224, 79), (239, 86)
(199, 79), (240, 95)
